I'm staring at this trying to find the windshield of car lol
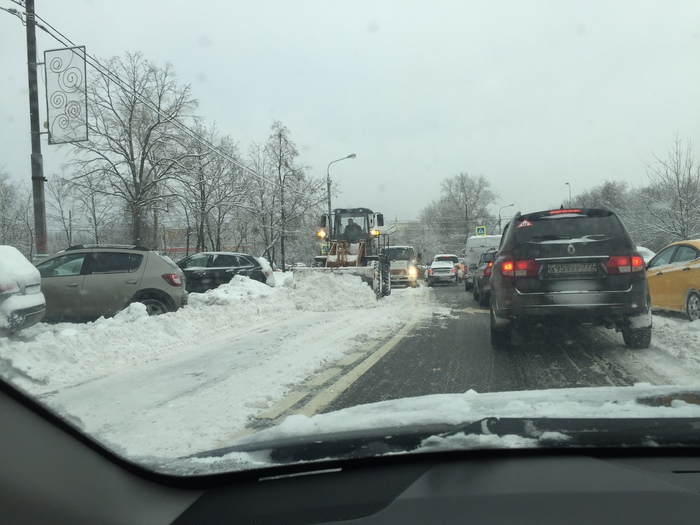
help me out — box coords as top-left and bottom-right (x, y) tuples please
(386, 247), (415, 261)
(2, 1), (700, 478)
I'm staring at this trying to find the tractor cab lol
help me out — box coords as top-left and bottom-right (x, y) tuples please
(332, 208), (373, 243)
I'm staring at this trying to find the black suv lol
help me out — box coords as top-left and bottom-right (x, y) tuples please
(489, 208), (651, 349)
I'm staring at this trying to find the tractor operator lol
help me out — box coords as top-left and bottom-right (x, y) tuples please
(344, 218), (363, 241)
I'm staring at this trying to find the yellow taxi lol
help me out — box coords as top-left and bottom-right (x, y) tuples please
(646, 239), (700, 321)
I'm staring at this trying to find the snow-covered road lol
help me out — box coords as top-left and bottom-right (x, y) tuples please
(1, 272), (435, 457)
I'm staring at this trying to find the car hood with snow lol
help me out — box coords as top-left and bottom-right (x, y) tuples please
(180, 384), (700, 472)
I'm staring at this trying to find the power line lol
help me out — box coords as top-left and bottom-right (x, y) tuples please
(27, 10), (320, 201)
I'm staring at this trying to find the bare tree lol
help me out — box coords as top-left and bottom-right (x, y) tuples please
(45, 175), (79, 247)
(643, 137), (700, 242)
(169, 125), (248, 252)
(0, 169), (33, 252)
(419, 172), (499, 254)
(69, 52), (198, 245)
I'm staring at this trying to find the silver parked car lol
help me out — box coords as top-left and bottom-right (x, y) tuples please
(0, 245), (46, 333)
(35, 245), (188, 321)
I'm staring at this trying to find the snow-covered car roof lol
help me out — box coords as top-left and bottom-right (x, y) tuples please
(1, 245), (42, 286)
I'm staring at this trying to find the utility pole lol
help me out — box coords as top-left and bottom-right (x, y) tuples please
(25, 0), (48, 255)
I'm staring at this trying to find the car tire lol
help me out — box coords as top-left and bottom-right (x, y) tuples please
(686, 291), (700, 322)
(137, 297), (170, 316)
(490, 302), (511, 349)
(478, 289), (489, 307)
(621, 326), (652, 349)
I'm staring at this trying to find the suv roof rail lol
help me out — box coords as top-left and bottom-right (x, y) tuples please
(65, 244), (151, 251)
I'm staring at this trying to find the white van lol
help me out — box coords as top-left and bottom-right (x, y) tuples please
(464, 234), (501, 290)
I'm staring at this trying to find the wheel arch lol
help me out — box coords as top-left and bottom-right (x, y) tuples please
(130, 288), (176, 312)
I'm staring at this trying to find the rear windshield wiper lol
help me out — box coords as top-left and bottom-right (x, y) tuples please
(530, 235), (572, 241)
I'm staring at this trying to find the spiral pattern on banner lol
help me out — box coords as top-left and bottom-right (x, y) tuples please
(65, 100), (82, 118)
(59, 67), (83, 93)
(53, 114), (70, 133)
(50, 91), (67, 109)
(49, 56), (65, 73)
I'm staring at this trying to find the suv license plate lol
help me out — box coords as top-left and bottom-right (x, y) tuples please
(548, 262), (597, 274)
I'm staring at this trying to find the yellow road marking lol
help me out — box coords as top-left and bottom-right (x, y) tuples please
(305, 367), (343, 387)
(293, 318), (419, 417)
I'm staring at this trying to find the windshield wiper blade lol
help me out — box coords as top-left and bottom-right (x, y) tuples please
(191, 417), (700, 465)
(443, 417), (700, 448)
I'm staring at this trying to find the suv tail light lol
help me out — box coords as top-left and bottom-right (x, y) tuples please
(500, 259), (540, 277)
(162, 273), (183, 286)
(483, 262), (493, 277)
(605, 254), (645, 274)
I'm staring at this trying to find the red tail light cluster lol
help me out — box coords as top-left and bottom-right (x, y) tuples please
(605, 255), (645, 274)
(483, 262), (493, 277)
(500, 259), (540, 277)
(163, 273), (183, 286)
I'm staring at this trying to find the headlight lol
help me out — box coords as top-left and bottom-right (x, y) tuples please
(408, 267), (417, 276)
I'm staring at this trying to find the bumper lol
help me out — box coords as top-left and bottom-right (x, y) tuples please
(391, 273), (418, 284)
(3, 303), (46, 331)
(429, 275), (458, 283)
(494, 288), (649, 321)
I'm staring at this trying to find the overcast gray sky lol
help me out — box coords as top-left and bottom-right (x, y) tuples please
(2, 0), (700, 224)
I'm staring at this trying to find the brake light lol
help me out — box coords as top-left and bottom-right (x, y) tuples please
(500, 259), (540, 277)
(163, 273), (183, 286)
(451, 268), (456, 274)
(606, 254), (645, 274)
(549, 209), (581, 215)
(484, 262), (493, 277)
(501, 261), (514, 276)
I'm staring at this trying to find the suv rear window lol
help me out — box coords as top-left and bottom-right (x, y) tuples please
(516, 210), (624, 241)
(511, 209), (631, 258)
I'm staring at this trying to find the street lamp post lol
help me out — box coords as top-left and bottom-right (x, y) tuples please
(498, 204), (514, 233)
(565, 182), (572, 204)
(326, 153), (356, 235)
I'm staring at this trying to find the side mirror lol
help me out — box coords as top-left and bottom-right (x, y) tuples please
(320, 215), (327, 228)
(376, 213), (384, 227)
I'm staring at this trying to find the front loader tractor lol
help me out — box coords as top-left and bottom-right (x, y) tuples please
(311, 207), (391, 298)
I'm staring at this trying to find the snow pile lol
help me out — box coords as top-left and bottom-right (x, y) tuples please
(651, 315), (700, 369)
(281, 270), (377, 311)
(0, 271), (406, 392)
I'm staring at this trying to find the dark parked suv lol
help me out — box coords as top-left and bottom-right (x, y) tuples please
(489, 208), (651, 349)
